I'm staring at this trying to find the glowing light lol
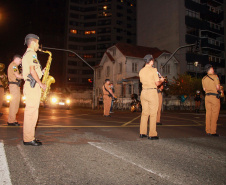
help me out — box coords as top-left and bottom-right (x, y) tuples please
(51, 97), (58, 103)
(66, 99), (70, 104)
(6, 95), (11, 100)
(103, 6), (107, 10)
(70, 29), (77, 34)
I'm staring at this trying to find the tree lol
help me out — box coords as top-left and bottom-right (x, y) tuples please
(168, 74), (202, 96)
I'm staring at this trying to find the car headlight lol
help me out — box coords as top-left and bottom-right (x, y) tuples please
(22, 96), (26, 103)
(51, 97), (58, 103)
(6, 95), (11, 103)
(66, 99), (70, 104)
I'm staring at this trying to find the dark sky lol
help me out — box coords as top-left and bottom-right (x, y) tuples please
(0, 0), (66, 65)
(0, 0), (32, 64)
(0, 0), (66, 87)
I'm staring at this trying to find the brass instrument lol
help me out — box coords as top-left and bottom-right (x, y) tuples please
(0, 63), (8, 88)
(38, 49), (55, 102)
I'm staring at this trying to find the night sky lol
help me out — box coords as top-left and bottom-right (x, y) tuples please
(0, 0), (66, 86)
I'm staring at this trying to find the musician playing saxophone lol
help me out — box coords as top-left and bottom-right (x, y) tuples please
(22, 34), (46, 146)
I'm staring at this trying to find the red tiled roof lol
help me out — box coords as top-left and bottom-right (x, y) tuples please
(115, 43), (169, 59)
(105, 52), (115, 61)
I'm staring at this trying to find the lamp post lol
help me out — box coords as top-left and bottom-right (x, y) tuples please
(194, 61), (199, 78)
(42, 46), (96, 110)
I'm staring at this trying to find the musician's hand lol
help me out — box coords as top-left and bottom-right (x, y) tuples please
(42, 67), (46, 74)
(39, 83), (47, 90)
(160, 77), (165, 82)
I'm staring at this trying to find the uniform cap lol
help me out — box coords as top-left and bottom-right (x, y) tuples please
(204, 64), (212, 73)
(24, 33), (40, 45)
(143, 54), (154, 63)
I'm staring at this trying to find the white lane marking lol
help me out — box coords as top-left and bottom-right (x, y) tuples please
(0, 141), (12, 185)
(88, 142), (169, 179)
(17, 145), (41, 184)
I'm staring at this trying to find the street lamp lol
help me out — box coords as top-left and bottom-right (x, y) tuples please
(42, 46), (96, 110)
(194, 61), (199, 78)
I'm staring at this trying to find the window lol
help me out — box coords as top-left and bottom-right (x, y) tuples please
(70, 29), (77, 34)
(68, 69), (77, 74)
(68, 61), (77, 66)
(132, 63), (137, 73)
(97, 69), (101, 79)
(186, 26), (199, 36)
(118, 63), (122, 73)
(68, 78), (77, 82)
(85, 30), (96, 34)
(208, 38), (221, 46)
(106, 66), (110, 77)
(162, 64), (170, 74)
(186, 9), (200, 19)
(191, 0), (200, 3)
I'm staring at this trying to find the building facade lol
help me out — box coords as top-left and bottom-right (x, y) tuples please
(65, 0), (137, 89)
(94, 43), (179, 106)
(137, 0), (225, 87)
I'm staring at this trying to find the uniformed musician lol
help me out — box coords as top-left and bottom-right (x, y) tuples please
(202, 64), (220, 137)
(103, 79), (114, 117)
(7, 55), (23, 126)
(22, 34), (46, 146)
(139, 54), (164, 140)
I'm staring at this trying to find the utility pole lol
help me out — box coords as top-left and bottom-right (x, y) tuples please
(42, 46), (96, 110)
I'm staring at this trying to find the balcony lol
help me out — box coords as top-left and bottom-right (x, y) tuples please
(200, 5), (223, 23)
(186, 52), (208, 65)
(185, 0), (202, 12)
(201, 38), (224, 51)
(185, 16), (205, 29)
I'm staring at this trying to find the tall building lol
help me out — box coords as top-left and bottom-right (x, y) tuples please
(137, 0), (225, 86)
(65, 0), (136, 89)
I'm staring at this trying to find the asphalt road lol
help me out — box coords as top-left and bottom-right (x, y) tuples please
(0, 107), (225, 185)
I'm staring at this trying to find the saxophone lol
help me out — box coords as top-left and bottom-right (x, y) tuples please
(39, 49), (55, 102)
(0, 63), (8, 88)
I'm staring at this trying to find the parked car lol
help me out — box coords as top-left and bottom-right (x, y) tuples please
(43, 92), (71, 109)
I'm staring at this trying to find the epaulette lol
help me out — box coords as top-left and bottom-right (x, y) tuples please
(23, 50), (33, 57)
(203, 75), (207, 80)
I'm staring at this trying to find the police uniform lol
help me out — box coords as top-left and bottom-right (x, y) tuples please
(139, 55), (159, 139)
(202, 65), (220, 135)
(22, 34), (43, 143)
(7, 61), (21, 125)
(103, 82), (112, 117)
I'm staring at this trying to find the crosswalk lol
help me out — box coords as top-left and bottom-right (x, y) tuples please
(0, 141), (12, 185)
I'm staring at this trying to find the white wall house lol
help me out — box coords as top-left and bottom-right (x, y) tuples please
(94, 43), (179, 107)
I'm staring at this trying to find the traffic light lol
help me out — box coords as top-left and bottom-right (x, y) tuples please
(195, 39), (201, 53)
(88, 78), (93, 83)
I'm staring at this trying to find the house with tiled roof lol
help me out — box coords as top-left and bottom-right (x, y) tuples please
(94, 43), (179, 107)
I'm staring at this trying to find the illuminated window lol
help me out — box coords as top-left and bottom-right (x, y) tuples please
(103, 6), (107, 10)
(85, 30), (96, 34)
(70, 29), (77, 34)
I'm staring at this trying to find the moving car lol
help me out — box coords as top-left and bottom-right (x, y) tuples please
(43, 92), (71, 109)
